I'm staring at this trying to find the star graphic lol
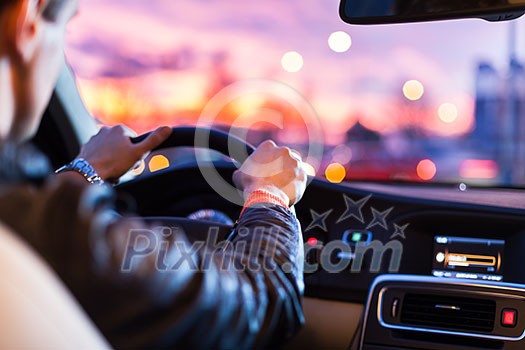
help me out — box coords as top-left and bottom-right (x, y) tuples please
(390, 223), (409, 239)
(336, 194), (372, 224)
(305, 209), (333, 232)
(366, 207), (393, 230)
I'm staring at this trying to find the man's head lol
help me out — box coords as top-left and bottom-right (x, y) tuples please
(1, 0), (69, 20)
(0, 0), (78, 142)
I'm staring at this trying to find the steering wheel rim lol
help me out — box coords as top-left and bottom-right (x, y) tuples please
(126, 127), (258, 238)
(131, 127), (256, 163)
(127, 127), (298, 236)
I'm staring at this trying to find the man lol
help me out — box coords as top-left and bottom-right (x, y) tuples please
(0, 0), (307, 348)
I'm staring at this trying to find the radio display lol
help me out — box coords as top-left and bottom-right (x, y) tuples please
(432, 236), (504, 281)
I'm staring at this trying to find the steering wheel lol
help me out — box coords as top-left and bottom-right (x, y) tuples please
(130, 126), (256, 162)
(127, 127), (257, 243)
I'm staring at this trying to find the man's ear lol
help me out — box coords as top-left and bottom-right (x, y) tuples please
(5, 0), (47, 64)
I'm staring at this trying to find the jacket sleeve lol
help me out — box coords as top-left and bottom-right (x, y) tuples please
(0, 176), (305, 349)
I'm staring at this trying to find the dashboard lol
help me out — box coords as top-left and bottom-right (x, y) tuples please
(118, 163), (525, 303)
(295, 179), (525, 302)
(116, 162), (525, 349)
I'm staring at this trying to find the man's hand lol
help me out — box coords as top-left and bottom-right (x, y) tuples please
(78, 125), (172, 182)
(233, 140), (307, 206)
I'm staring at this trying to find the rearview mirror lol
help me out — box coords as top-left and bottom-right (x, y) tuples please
(340, 0), (525, 24)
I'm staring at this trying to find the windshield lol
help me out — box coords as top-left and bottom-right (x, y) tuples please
(66, 0), (525, 187)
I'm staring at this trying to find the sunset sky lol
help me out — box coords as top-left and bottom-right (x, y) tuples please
(65, 0), (525, 144)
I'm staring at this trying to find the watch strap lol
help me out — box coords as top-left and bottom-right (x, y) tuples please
(55, 158), (104, 185)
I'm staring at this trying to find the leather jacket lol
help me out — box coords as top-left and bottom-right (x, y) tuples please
(0, 144), (304, 349)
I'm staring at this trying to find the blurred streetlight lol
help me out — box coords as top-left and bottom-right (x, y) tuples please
(438, 103), (458, 123)
(403, 80), (424, 101)
(328, 31), (352, 53)
(281, 51), (304, 73)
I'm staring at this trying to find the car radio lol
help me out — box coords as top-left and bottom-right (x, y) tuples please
(432, 236), (504, 282)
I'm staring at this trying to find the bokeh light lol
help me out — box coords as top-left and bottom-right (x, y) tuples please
(459, 159), (498, 179)
(403, 80), (425, 101)
(130, 160), (146, 176)
(149, 155), (170, 172)
(325, 162), (346, 183)
(438, 102), (458, 123)
(332, 144), (353, 164)
(328, 31), (352, 53)
(281, 51), (304, 73)
(416, 159), (437, 181)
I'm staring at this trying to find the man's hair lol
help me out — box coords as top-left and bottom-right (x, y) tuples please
(41, 0), (67, 21)
(0, 0), (66, 21)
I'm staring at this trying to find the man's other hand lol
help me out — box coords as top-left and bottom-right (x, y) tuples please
(233, 140), (307, 206)
(78, 125), (172, 182)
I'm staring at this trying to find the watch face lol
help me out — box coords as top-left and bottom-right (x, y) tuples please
(87, 176), (104, 185)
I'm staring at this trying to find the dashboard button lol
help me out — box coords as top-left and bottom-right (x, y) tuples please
(502, 309), (517, 327)
(342, 230), (372, 245)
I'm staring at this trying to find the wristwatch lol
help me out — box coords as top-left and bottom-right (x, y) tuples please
(55, 158), (104, 185)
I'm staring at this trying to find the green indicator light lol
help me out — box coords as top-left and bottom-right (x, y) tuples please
(351, 232), (363, 242)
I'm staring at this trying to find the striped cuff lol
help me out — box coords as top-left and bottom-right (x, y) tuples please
(240, 189), (289, 216)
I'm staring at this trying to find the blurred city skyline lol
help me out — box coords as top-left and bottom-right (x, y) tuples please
(66, 0), (525, 145)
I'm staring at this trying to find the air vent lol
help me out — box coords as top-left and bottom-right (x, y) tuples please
(400, 294), (496, 332)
